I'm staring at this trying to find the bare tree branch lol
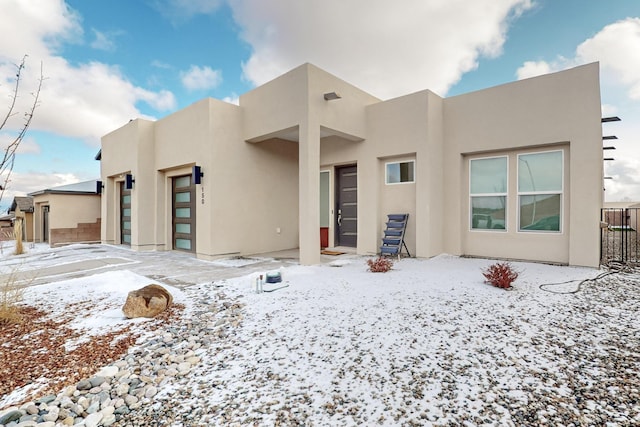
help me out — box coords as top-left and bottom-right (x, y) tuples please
(0, 55), (44, 206)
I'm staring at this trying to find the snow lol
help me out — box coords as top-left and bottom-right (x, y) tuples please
(22, 270), (187, 335)
(210, 257), (268, 268)
(186, 255), (601, 424)
(4, 243), (636, 424)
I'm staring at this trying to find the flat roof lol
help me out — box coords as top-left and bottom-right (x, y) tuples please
(29, 179), (99, 196)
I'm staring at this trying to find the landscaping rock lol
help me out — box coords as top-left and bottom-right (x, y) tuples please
(0, 409), (23, 425)
(122, 284), (173, 318)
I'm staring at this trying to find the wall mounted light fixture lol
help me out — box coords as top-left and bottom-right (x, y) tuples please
(323, 92), (341, 101)
(125, 174), (135, 189)
(192, 165), (203, 184)
(96, 180), (104, 194)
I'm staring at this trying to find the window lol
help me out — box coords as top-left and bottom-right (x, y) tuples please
(470, 156), (507, 231)
(386, 160), (415, 184)
(518, 151), (562, 232)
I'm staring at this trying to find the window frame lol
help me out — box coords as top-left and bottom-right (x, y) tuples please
(469, 155), (508, 232)
(517, 150), (563, 234)
(385, 160), (415, 185)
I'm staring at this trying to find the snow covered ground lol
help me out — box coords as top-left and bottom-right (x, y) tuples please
(2, 243), (639, 425)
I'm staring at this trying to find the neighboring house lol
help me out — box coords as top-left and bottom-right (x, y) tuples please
(0, 213), (12, 240)
(7, 196), (34, 241)
(29, 180), (101, 246)
(100, 63), (604, 267)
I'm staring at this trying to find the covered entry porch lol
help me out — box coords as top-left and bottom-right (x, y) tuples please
(247, 124), (365, 265)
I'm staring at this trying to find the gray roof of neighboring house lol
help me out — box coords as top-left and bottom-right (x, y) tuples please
(8, 196), (34, 213)
(29, 179), (100, 196)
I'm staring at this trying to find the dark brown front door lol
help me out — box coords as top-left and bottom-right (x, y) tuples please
(172, 175), (196, 252)
(335, 165), (357, 247)
(120, 182), (131, 245)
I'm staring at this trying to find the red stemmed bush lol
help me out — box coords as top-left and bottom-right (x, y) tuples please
(482, 262), (518, 289)
(367, 256), (394, 273)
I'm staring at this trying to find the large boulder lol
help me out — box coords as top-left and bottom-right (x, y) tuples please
(122, 284), (173, 319)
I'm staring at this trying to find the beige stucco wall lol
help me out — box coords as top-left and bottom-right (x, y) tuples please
(100, 118), (155, 248)
(14, 208), (34, 241)
(461, 146), (570, 263)
(101, 97), (300, 260)
(32, 193), (101, 245)
(319, 89), (441, 259)
(379, 156), (417, 256)
(240, 63), (382, 263)
(241, 63), (379, 143)
(100, 62), (603, 267)
(443, 63), (602, 267)
(33, 194), (100, 229)
(363, 92), (428, 257)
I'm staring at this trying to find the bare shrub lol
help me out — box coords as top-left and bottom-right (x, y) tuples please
(0, 270), (24, 324)
(482, 262), (519, 289)
(367, 256), (394, 273)
(13, 218), (24, 255)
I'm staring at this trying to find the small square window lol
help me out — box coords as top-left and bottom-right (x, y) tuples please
(386, 161), (415, 184)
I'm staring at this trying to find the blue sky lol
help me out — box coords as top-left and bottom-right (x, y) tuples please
(0, 0), (639, 211)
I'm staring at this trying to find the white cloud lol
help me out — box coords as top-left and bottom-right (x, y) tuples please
(180, 65), (223, 91)
(0, 0), (82, 61)
(604, 157), (640, 202)
(516, 18), (640, 101)
(516, 60), (553, 80)
(577, 18), (640, 100)
(0, 135), (41, 155)
(229, 0), (533, 99)
(516, 18), (640, 202)
(0, 57), (177, 144)
(0, 0), (177, 146)
(222, 93), (239, 105)
(90, 29), (117, 52)
(0, 171), (82, 211)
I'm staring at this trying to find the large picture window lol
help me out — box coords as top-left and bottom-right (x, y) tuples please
(470, 156), (507, 231)
(386, 160), (415, 184)
(518, 151), (562, 232)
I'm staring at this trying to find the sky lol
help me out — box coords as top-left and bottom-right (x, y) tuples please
(0, 0), (639, 212)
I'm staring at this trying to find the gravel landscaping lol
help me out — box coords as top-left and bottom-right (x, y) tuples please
(1, 251), (639, 426)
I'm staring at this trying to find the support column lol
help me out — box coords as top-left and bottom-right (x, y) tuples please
(299, 122), (321, 265)
(101, 178), (115, 244)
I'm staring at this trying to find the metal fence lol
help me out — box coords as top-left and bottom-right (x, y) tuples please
(601, 208), (640, 265)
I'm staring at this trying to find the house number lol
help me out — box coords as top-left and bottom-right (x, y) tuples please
(201, 187), (205, 204)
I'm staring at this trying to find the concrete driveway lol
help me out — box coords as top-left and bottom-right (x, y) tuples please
(0, 243), (357, 289)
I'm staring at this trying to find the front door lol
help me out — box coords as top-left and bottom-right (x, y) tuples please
(42, 206), (49, 243)
(335, 165), (357, 247)
(120, 182), (131, 245)
(172, 175), (196, 252)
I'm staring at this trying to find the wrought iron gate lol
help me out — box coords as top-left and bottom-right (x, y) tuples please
(601, 208), (640, 264)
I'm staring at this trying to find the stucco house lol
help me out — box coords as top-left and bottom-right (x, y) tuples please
(100, 63), (604, 267)
(8, 196), (35, 241)
(29, 180), (101, 246)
